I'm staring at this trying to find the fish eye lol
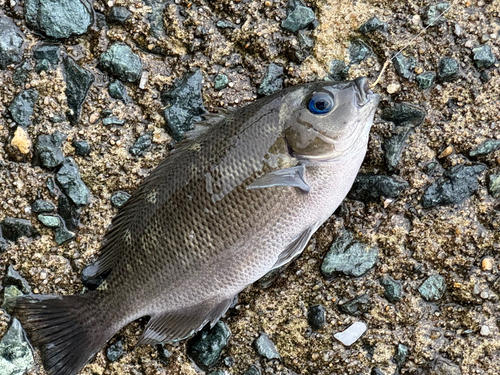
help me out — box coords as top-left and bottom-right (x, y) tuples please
(307, 92), (334, 115)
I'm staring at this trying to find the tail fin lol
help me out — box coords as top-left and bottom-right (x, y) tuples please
(13, 293), (117, 375)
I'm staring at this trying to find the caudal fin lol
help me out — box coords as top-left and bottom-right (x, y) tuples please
(13, 293), (116, 375)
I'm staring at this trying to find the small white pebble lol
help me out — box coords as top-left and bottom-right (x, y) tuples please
(39, 270), (47, 280)
(480, 325), (490, 336)
(480, 291), (489, 299)
(139, 71), (149, 89)
(334, 321), (367, 346)
(387, 83), (401, 94)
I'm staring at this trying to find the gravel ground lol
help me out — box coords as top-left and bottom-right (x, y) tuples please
(0, 0), (499, 374)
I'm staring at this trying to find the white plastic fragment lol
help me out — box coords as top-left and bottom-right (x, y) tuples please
(334, 321), (367, 346)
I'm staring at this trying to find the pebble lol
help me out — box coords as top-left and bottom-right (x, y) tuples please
(488, 174), (500, 198)
(38, 214), (62, 228)
(0, 319), (34, 375)
(427, 356), (461, 375)
(9, 126), (32, 160)
(480, 325), (490, 336)
(100, 42), (142, 82)
(0, 16), (25, 69)
(381, 102), (426, 127)
(394, 343), (408, 367)
(33, 131), (67, 169)
(437, 57), (459, 82)
(31, 199), (56, 213)
(349, 39), (372, 64)
(12, 61), (32, 87)
(4, 264), (31, 294)
(258, 63), (284, 96)
(425, 3), (450, 26)
(358, 16), (387, 34)
(72, 139), (91, 156)
(55, 157), (90, 207)
(393, 53), (416, 79)
(416, 71), (436, 89)
(340, 294), (370, 316)
(208, 371), (226, 375)
(187, 321), (231, 369)
(383, 125), (413, 171)
(57, 194), (81, 232)
(129, 133), (152, 156)
(244, 365), (262, 375)
(372, 369), (385, 375)
(307, 305), (326, 330)
(63, 57), (95, 124)
(438, 145), (454, 158)
(469, 139), (500, 157)
(35, 59), (50, 73)
(214, 73), (229, 90)
(347, 173), (408, 202)
(33, 44), (61, 66)
(54, 226), (76, 245)
(162, 69), (206, 141)
(294, 30), (315, 62)
(472, 45), (497, 69)
(25, 0), (93, 39)
(321, 231), (378, 278)
(422, 164), (486, 207)
(106, 340), (125, 362)
(380, 275), (402, 303)
(418, 274), (446, 301)
(334, 321), (367, 346)
(254, 332), (280, 360)
(110, 191), (131, 209)
(281, 0), (316, 33)
(1, 285), (23, 310)
(8, 89), (39, 127)
(386, 83), (400, 94)
(108, 80), (130, 103)
(108, 6), (132, 24)
(156, 344), (171, 365)
(102, 115), (125, 126)
(0, 217), (38, 241)
(481, 257), (494, 271)
(328, 59), (349, 81)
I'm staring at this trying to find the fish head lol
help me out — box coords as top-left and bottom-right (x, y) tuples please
(282, 77), (380, 161)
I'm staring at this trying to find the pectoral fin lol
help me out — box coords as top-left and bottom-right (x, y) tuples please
(273, 222), (320, 269)
(246, 164), (310, 193)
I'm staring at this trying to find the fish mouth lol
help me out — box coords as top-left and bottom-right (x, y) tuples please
(353, 77), (380, 107)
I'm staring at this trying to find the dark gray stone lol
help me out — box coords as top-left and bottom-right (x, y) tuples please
(358, 16), (387, 34)
(33, 131), (67, 169)
(321, 231), (378, 278)
(8, 89), (39, 127)
(38, 214), (62, 228)
(208, 371), (226, 375)
(13, 61), (32, 87)
(416, 71), (436, 89)
(54, 226), (75, 245)
(437, 57), (459, 82)
(256, 264), (287, 289)
(35, 59), (50, 73)
(156, 344), (171, 365)
(63, 57), (94, 124)
(308, 305), (326, 330)
(422, 164), (486, 208)
(371, 369), (385, 375)
(469, 139), (500, 157)
(427, 356), (461, 375)
(57, 194), (81, 232)
(0, 318), (34, 374)
(489, 173), (500, 198)
(106, 340), (125, 362)
(81, 264), (106, 290)
(281, 0), (316, 33)
(293, 30), (315, 62)
(25, 0), (93, 39)
(258, 63), (284, 96)
(162, 69), (206, 141)
(339, 294), (370, 316)
(4, 265), (31, 294)
(349, 39), (372, 64)
(393, 53), (416, 79)
(348, 173), (408, 202)
(102, 115), (125, 126)
(425, 3), (450, 26)
(72, 139), (91, 156)
(418, 275), (446, 301)
(394, 343), (408, 367)
(0, 17), (25, 69)
(55, 157), (90, 207)
(244, 365), (262, 375)
(129, 133), (152, 156)
(254, 333), (280, 360)
(328, 59), (349, 81)
(380, 275), (402, 303)
(100, 42), (142, 82)
(187, 321), (231, 369)
(214, 74), (229, 90)
(472, 45), (496, 69)
(383, 125), (414, 171)
(108, 6), (132, 24)
(31, 199), (56, 213)
(108, 80), (130, 103)
(381, 102), (426, 127)
(33, 44), (60, 65)
(1, 217), (38, 242)
(110, 191), (131, 209)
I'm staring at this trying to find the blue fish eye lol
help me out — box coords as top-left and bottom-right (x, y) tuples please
(308, 92), (334, 115)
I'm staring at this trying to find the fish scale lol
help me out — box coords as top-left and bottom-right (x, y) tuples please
(13, 78), (379, 375)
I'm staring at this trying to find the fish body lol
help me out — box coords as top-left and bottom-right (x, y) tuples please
(14, 78), (379, 375)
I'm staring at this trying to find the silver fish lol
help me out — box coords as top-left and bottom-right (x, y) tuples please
(13, 78), (379, 375)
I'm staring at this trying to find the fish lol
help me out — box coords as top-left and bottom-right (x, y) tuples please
(13, 77), (380, 375)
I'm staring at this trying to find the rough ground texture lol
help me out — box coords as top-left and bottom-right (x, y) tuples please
(0, 0), (499, 374)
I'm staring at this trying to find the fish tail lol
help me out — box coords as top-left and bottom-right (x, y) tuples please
(13, 292), (116, 375)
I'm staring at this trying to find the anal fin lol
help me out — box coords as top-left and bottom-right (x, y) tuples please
(247, 164), (310, 193)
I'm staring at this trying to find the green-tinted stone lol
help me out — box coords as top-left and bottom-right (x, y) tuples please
(37, 214), (62, 228)
(63, 57), (94, 124)
(187, 321), (231, 369)
(281, 5), (316, 33)
(102, 116), (125, 126)
(111, 191), (131, 208)
(349, 39), (372, 64)
(358, 16), (387, 34)
(254, 333), (280, 360)
(108, 80), (129, 103)
(55, 226), (75, 245)
(380, 275), (402, 303)
(55, 157), (90, 207)
(425, 3), (450, 26)
(489, 174), (500, 198)
(72, 140), (91, 156)
(437, 57), (459, 82)
(33, 131), (67, 169)
(472, 45), (497, 69)
(31, 199), (56, 213)
(347, 174), (408, 202)
(258, 63), (284, 96)
(35, 59), (50, 73)
(418, 275), (446, 301)
(0, 319), (34, 374)
(129, 133), (152, 156)
(1, 285), (23, 310)
(8, 89), (39, 127)
(100, 43), (142, 82)
(383, 125), (414, 171)
(469, 139), (500, 157)
(1, 217), (38, 242)
(393, 53), (416, 79)
(328, 59), (349, 81)
(214, 74), (229, 90)
(394, 343), (408, 366)
(416, 71), (436, 89)
(0, 17), (25, 69)
(244, 365), (261, 375)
